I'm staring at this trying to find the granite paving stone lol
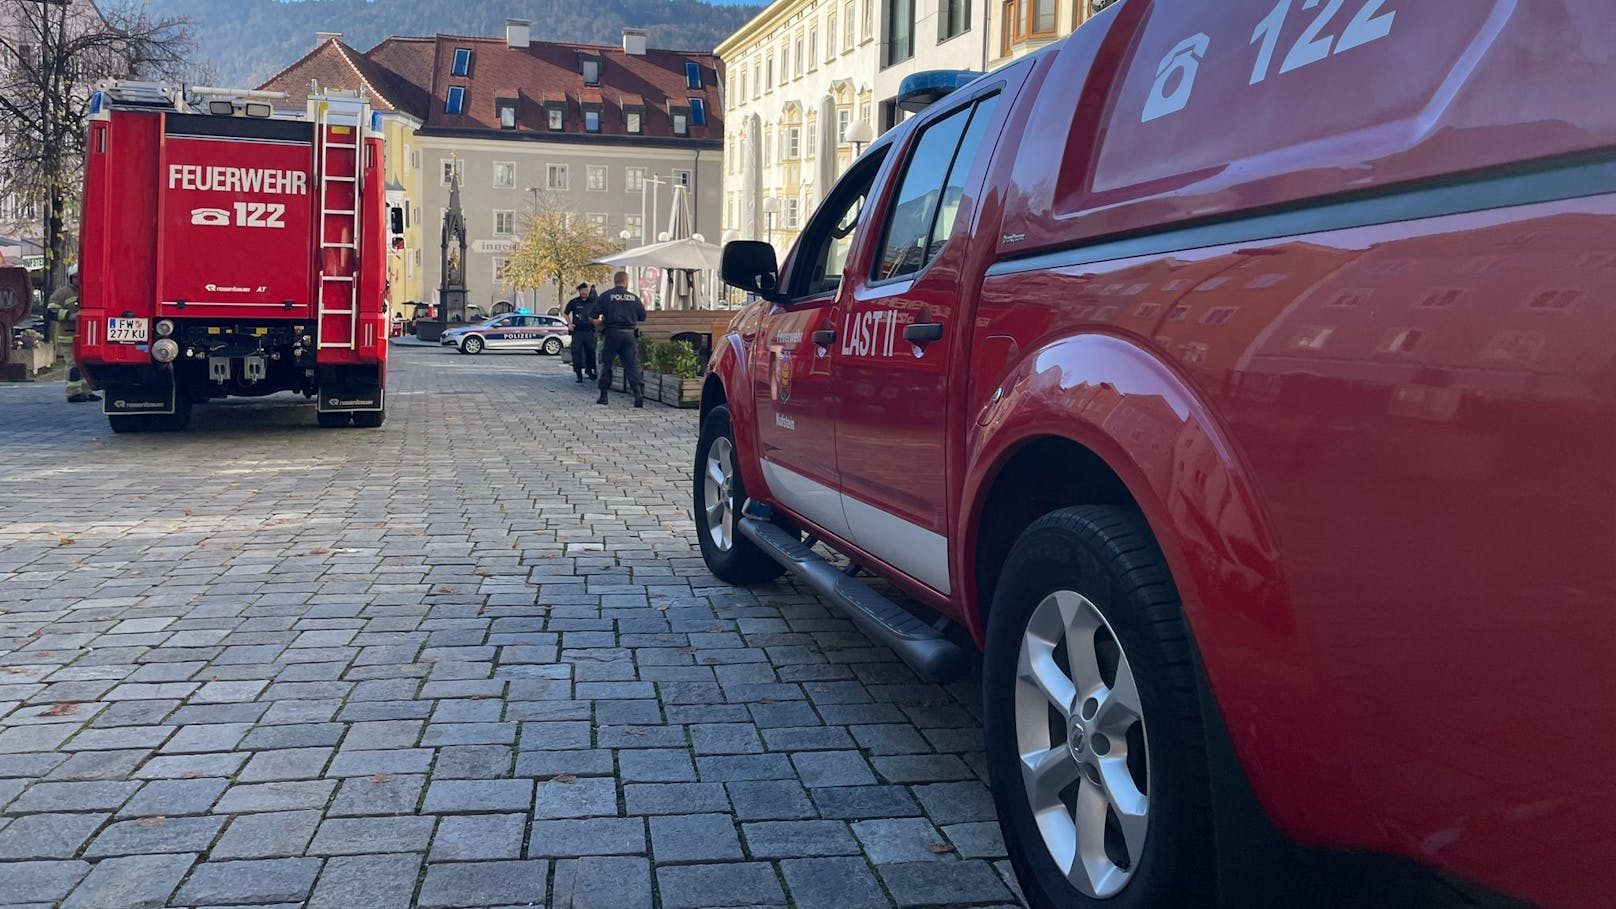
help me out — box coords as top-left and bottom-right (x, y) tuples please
(0, 353), (1002, 909)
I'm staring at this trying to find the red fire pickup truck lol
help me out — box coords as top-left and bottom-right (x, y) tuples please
(698, 1), (1615, 906)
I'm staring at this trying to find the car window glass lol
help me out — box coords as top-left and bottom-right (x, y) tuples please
(794, 151), (885, 300)
(927, 95), (998, 259)
(873, 95), (997, 281)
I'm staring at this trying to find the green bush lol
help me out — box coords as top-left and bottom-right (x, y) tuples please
(650, 340), (702, 378)
(637, 333), (653, 365)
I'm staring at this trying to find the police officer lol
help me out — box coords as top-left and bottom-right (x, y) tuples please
(562, 282), (597, 382)
(49, 265), (97, 403)
(592, 270), (646, 407)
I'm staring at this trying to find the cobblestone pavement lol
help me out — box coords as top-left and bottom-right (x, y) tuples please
(0, 347), (1018, 909)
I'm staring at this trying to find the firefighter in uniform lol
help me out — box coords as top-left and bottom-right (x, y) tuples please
(49, 265), (97, 403)
(563, 282), (597, 382)
(592, 271), (647, 407)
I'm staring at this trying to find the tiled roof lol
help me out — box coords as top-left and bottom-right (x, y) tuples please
(421, 35), (722, 142)
(260, 33), (722, 145)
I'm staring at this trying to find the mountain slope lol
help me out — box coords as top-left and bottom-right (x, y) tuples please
(150, 0), (760, 87)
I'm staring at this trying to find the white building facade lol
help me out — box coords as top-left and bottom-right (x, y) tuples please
(717, 0), (881, 257)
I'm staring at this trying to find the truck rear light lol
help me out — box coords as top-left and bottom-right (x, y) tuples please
(155, 319), (175, 338)
(152, 339), (180, 363)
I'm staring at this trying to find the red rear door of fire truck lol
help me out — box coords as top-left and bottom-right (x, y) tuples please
(157, 114), (316, 320)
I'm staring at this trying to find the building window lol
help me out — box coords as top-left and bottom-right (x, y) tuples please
(752, 63), (761, 98)
(587, 165), (607, 192)
(587, 212), (609, 233)
(494, 210), (516, 236)
(626, 167), (646, 192)
(582, 58), (601, 86)
(785, 126), (801, 159)
(765, 56), (774, 91)
(625, 214), (644, 239)
(940, 0), (970, 40)
(863, 0), (874, 39)
(547, 164), (569, 190)
(827, 13), (838, 59)
(674, 113), (689, 136)
(690, 98), (707, 126)
(1200, 306), (1237, 326)
(1031, 0), (1056, 35)
(445, 86), (466, 115)
(845, 1), (856, 49)
(547, 107), (564, 131)
(492, 256), (508, 283)
(1527, 289), (1582, 311)
(626, 110), (643, 134)
(497, 98), (518, 129)
(1293, 326), (1333, 351)
(685, 61), (703, 89)
(838, 108), (852, 143)
(452, 48), (472, 76)
(806, 121), (817, 158)
(673, 169), (692, 187)
(785, 198), (800, 228)
(440, 159), (463, 186)
(794, 37), (805, 78)
(585, 110), (602, 133)
(1418, 289), (1464, 309)
(493, 161), (515, 188)
(809, 28), (818, 70)
(886, 0), (915, 63)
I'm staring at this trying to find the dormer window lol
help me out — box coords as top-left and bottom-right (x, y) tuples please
(445, 86), (466, 115)
(627, 111), (642, 133)
(452, 48), (472, 77)
(496, 97), (518, 129)
(545, 99), (565, 131)
(673, 112), (689, 136)
(685, 61), (703, 89)
(622, 96), (646, 135)
(581, 56), (601, 86)
(689, 98), (706, 127)
(585, 110), (601, 133)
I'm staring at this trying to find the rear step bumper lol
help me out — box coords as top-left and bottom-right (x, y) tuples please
(736, 515), (969, 683)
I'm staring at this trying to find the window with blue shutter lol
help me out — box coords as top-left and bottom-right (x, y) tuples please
(685, 62), (702, 89)
(689, 98), (706, 126)
(446, 86), (465, 114)
(452, 48), (472, 76)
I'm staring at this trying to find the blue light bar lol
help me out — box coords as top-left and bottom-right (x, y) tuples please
(897, 70), (982, 113)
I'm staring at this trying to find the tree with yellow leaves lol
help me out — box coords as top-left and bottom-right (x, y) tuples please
(500, 193), (614, 308)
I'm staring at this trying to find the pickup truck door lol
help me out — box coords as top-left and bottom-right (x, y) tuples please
(751, 153), (888, 543)
(830, 87), (1009, 596)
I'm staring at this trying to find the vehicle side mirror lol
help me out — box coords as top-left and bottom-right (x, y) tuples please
(721, 241), (782, 302)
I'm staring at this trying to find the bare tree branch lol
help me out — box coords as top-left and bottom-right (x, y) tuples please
(0, 0), (192, 291)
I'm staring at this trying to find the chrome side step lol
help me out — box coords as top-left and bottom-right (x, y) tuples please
(737, 515), (969, 683)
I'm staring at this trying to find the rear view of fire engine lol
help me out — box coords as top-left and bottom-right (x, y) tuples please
(74, 81), (389, 432)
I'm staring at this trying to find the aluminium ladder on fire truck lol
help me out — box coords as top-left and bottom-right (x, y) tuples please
(314, 95), (371, 351)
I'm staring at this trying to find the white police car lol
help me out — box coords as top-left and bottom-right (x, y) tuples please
(442, 313), (571, 355)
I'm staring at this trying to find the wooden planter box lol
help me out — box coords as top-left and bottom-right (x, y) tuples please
(619, 370), (701, 408)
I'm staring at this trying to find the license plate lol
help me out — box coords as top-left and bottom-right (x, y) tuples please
(106, 318), (148, 343)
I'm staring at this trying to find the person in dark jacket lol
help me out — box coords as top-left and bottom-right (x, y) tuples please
(562, 282), (597, 382)
(591, 271), (647, 407)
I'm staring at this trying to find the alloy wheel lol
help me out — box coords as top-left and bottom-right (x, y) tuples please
(1015, 589), (1150, 899)
(703, 436), (735, 550)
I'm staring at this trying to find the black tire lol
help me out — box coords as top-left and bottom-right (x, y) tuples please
(317, 412), (351, 428)
(108, 415), (148, 434)
(983, 506), (1214, 909)
(352, 408), (385, 428)
(693, 405), (787, 585)
(462, 336), (483, 355)
(543, 337), (562, 355)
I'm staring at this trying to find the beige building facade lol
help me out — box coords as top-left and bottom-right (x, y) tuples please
(717, 0), (881, 257)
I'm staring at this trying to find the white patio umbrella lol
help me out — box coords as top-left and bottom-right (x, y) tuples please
(593, 236), (722, 271)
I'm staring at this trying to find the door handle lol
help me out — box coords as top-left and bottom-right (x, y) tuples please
(904, 321), (944, 344)
(811, 329), (837, 345)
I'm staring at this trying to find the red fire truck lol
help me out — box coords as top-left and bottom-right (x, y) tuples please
(74, 82), (389, 432)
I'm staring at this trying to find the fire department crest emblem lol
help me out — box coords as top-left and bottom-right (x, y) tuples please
(775, 353), (793, 402)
